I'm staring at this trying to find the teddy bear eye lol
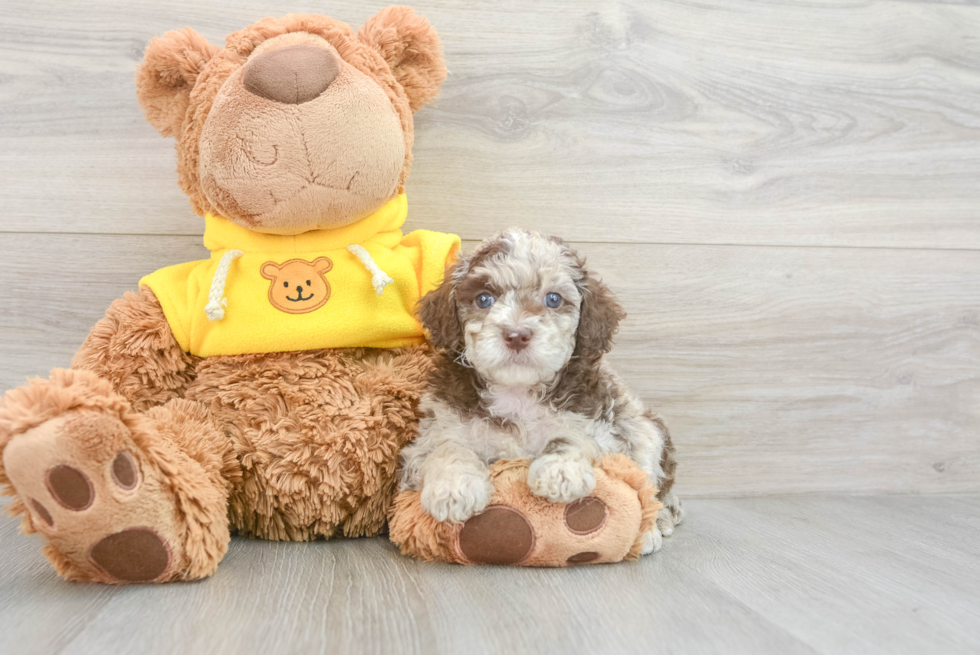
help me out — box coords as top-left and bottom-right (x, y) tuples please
(476, 293), (494, 309)
(545, 292), (562, 308)
(283, 281), (289, 288)
(306, 280), (311, 286)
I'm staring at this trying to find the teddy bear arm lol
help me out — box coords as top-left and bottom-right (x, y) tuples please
(72, 287), (198, 412)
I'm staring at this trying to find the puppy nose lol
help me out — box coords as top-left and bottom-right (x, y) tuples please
(242, 44), (339, 104)
(504, 327), (533, 352)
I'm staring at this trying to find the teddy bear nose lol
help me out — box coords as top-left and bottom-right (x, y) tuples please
(242, 44), (339, 105)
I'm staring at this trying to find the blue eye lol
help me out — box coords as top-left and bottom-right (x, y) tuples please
(545, 292), (562, 308)
(476, 293), (494, 309)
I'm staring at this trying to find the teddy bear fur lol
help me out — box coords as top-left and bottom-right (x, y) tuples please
(0, 8), (448, 584)
(389, 454), (662, 567)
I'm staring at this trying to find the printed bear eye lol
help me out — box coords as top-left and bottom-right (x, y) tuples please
(306, 280), (311, 286)
(283, 281), (289, 288)
(545, 292), (562, 308)
(476, 293), (494, 309)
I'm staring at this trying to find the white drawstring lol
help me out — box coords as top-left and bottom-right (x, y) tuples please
(347, 244), (394, 295)
(204, 249), (243, 321)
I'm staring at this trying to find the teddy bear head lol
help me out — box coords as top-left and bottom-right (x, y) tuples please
(136, 7), (446, 235)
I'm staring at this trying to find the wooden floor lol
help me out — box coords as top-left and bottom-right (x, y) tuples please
(1, 0), (979, 653)
(1, 496), (978, 655)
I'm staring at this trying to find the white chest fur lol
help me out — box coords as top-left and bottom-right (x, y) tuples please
(463, 387), (588, 461)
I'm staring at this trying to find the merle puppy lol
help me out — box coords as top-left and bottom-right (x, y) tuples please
(400, 229), (682, 553)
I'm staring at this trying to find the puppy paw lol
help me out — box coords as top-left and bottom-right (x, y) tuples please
(656, 510), (675, 537)
(420, 471), (493, 523)
(527, 455), (596, 504)
(640, 528), (663, 555)
(664, 492), (684, 526)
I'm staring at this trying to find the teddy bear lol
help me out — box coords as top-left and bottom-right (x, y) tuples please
(0, 8), (460, 584)
(389, 455), (663, 566)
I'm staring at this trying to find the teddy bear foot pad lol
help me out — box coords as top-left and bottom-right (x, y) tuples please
(0, 371), (233, 584)
(389, 455), (661, 567)
(4, 411), (180, 582)
(457, 498), (611, 565)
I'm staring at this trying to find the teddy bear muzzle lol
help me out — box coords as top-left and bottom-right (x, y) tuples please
(242, 44), (339, 105)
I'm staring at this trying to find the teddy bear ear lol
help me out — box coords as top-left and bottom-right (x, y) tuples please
(358, 6), (447, 113)
(135, 27), (218, 138)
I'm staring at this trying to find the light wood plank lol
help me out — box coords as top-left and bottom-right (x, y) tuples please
(2, 234), (977, 496)
(1, 0), (979, 247)
(1, 496), (978, 655)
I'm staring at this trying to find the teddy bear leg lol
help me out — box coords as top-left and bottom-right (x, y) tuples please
(0, 369), (235, 583)
(390, 455), (661, 566)
(72, 287), (199, 412)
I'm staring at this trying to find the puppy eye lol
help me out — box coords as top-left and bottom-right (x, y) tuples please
(306, 280), (311, 286)
(545, 292), (562, 308)
(283, 281), (289, 288)
(476, 293), (494, 309)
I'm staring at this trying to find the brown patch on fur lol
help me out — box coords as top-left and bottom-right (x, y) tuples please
(572, 259), (627, 361)
(647, 411), (677, 500)
(417, 277), (462, 352)
(463, 237), (513, 276)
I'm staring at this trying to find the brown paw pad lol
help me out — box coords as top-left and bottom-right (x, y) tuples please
(89, 528), (171, 583)
(111, 451), (139, 490)
(564, 497), (607, 535)
(45, 465), (93, 511)
(458, 506), (535, 565)
(29, 498), (54, 527)
(567, 551), (600, 564)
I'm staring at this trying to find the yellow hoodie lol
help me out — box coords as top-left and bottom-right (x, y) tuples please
(140, 194), (459, 357)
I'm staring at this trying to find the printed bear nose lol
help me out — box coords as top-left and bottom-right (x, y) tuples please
(295, 285), (304, 293)
(504, 327), (533, 352)
(242, 44), (339, 104)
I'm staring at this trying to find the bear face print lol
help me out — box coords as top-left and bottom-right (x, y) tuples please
(260, 257), (333, 314)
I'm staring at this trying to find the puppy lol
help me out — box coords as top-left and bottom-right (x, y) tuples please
(400, 229), (682, 553)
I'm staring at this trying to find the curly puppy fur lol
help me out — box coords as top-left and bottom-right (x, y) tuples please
(399, 229), (682, 553)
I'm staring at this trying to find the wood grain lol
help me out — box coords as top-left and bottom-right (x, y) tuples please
(1, 496), (978, 655)
(1, 0), (979, 247)
(2, 234), (977, 497)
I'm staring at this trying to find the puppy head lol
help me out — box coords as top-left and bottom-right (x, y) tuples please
(418, 229), (626, 387)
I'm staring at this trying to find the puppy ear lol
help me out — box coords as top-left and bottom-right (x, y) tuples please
(358, 6), (447, 112)
(417, 273), (462, 352)
(575, 270), (626, 359)
(136, 27), (218, 137)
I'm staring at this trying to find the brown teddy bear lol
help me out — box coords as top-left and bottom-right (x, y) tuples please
(389, 455), (663, 566)
(0, 8), (459, 584)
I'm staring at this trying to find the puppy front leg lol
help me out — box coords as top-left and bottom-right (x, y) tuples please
(418, 442), (494, 523)
(527, 437), (599, 504)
